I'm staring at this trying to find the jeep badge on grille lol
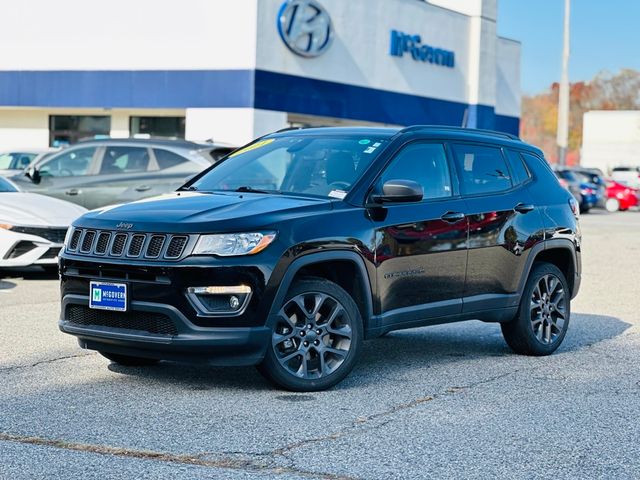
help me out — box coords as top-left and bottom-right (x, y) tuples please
(115, 222), (134, 230)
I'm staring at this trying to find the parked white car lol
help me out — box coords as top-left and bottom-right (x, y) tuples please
(0, 177), (86, 270)
(0, 149), (57, 176)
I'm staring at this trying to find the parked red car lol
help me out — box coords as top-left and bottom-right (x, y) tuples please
(605, 180), (639, 212)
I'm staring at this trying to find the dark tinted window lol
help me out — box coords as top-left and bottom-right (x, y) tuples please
(100, 147), (150, 174)
(381, 143), (452, 199)
(506, 150), (531, 185)
(452, 144), (512, 195)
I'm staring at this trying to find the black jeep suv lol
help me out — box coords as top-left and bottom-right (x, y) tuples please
(59, 126), (581, 391)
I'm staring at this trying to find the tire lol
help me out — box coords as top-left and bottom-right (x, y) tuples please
(501, 262), (571, 356)
(605, 198), (620, 212)
(257, 277), (363, 391)
(579, 204), (590, 214)
(100, 352), (160, 366)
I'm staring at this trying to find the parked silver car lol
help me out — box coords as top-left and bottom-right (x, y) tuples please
(9, 139), (235, 209)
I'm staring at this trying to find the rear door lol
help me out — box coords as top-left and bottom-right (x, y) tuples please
(451, 143), (544, 312)
(372, 141), (468, 326)
(82, 145), (153, 209)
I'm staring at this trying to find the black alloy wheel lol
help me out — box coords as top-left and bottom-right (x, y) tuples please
(257, 278), (362, 391)
(501, 262), (571, 356)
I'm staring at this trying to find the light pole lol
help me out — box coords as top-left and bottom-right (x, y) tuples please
(557, 0), (571, 165)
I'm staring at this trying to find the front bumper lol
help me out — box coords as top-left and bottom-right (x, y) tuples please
(59, 295), (271, 365)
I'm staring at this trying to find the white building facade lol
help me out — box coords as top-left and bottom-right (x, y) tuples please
(581, 110), (640, 173)
(0, 0), (520, 148)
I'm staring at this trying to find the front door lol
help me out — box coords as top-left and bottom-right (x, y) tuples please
(371, 142), (468, 328)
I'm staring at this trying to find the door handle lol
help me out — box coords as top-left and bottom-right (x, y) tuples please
(65, 188), (79, 196)
(440, 211), (466, 223)
(514, 203), (535, 214)
(135, 185), (151, 192)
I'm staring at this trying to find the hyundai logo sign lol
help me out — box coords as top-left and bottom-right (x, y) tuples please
(277, 0), (333, 58)
(390, 30), (455, 68)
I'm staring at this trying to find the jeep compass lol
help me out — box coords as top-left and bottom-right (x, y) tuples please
(59, 126), (581, 391)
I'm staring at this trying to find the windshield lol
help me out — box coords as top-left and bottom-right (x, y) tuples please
(0, 177), (18, 192)
(0, 152), (37, 170)
(188, 135), (390, 198)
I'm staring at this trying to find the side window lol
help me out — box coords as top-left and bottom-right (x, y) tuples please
(381, 143), (452, 200)
(452, 144), (512, 195)
(100, 147), (150, 175)
(39, 147), (96, 177)
(506, 150), (531, 185)
(153, 149), (200, 173)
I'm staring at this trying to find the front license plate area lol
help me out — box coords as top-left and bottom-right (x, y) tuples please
(89, 281), (127, 312)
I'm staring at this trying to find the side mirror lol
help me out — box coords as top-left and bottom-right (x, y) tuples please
(370, 179), (423, 204)
(26, 166), (41, 184)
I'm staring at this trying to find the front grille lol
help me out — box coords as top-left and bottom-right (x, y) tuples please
(95, 232), (111, 254)
(80, 231), (96, 253)
(11, 226), (68, 244)
(66, 228), (192, 261)
(111, 233), (127, 256)
(69, 230), (82, 250)
(166, 236), (187, 259)
(127, 235), (145, 257)
(66, 305), (178, 336)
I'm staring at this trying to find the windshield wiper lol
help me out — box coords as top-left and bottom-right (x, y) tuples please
(179, 185), (198, 191)
(234, 186), (282, 194)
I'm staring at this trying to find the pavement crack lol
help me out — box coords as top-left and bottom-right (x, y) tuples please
(0, 353), (94, 373)
(0, 432), (358, 480)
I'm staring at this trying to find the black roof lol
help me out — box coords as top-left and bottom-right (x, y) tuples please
(269, 125), (539, 154)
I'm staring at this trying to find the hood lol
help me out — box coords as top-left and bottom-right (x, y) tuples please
(0, 192), (87, 226)
(77, 192), (334, 233)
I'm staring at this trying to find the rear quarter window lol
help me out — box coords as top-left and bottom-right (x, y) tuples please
(505, 150), (532, 185)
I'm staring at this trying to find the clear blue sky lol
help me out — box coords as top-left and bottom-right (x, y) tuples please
(498, 0), (640, 95)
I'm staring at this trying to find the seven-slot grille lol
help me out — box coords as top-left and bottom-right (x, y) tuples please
(67, 228), (190, 261)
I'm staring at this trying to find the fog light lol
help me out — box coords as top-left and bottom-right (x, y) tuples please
(186, 285), (252, 317)
(229, 295), (240, 309)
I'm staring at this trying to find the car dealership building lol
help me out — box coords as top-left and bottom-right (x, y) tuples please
(0, 0), (520, 148)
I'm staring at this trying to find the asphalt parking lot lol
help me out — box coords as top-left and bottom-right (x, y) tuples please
(1, 211), (639, 480)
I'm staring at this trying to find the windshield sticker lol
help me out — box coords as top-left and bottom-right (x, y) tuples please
(229, 139), (274, 157)
(328, 189), (347, 200)
(358, 139), (371, 145)
(363, 146), (377, 154)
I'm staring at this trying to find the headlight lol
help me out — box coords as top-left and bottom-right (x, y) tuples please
(193, 232), (276, 256)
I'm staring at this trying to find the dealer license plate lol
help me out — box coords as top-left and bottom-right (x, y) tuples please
(89, 281), (127, 312)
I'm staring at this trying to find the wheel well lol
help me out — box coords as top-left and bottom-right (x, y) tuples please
(292, 260), (370, 324)
(533, 248), (575, 295)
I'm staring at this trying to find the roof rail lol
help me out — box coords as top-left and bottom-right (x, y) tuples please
(399, 125), (521, 141)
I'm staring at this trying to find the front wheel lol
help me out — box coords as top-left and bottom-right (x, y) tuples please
(501, 262), (571, 356)
(257, 278), (363, 391)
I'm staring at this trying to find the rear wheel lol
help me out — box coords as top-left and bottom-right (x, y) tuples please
(100, 352), (160, 366)
(257, 278), (362, 391)
(605, 198), (620, 212)
(501, 262), (570, 356)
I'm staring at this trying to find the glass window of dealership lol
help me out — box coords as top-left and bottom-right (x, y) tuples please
(0, 0), (520, 149)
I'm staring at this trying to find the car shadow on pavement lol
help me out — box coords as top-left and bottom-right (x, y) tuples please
(0, 279), (17, 291)
(103, 313), (630, 391)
